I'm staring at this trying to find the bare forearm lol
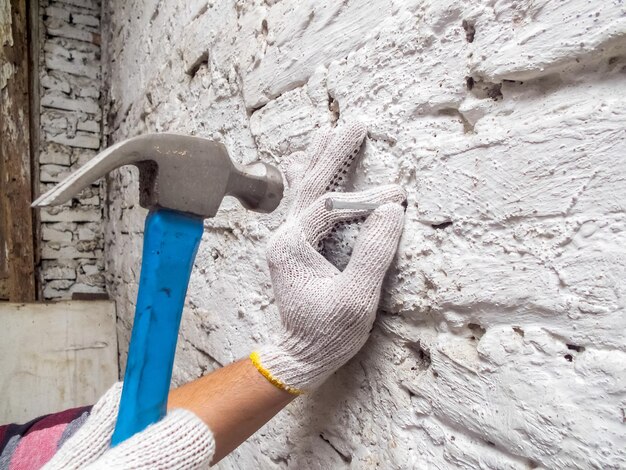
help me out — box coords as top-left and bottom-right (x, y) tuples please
(167, 358), (294, 464)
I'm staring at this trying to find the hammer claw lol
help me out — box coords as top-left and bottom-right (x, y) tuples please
(32, 138), (139, 207)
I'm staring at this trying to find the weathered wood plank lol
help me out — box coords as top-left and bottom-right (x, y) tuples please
(0, 0), (36, 301)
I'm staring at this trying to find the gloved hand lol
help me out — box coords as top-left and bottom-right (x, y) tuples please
(251, 122), (406, 394)
(43, 383), (215, 470)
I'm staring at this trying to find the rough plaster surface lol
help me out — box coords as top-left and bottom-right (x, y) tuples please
(102, 1), (626, 468)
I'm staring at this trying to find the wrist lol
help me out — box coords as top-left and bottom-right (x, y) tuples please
(250, 351), (304, 395)
(251, 342), (341, 393)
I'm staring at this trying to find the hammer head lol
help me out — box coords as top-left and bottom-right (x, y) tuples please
(33, 134), (284, 218)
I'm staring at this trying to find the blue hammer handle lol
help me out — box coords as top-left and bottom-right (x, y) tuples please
(110, 209), (203, 446)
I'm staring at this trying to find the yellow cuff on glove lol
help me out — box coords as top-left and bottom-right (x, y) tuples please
(250, 352), (303, 396)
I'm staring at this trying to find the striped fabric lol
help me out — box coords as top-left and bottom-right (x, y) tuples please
(0, 406), (91, 470)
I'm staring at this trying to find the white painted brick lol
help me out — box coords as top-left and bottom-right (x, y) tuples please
(45, 53), (100, 80)
(41, 92), (100, 114)
(55, 0), (101, 13)
(71, 148), (99, 166)
(45, 17), (99, 44)
(40, 145), (71, 165)
(43, 279), (75, 298)
(40, 164), (71, 183)
(41, 260), (77, 280)
(41, 109), (100, 134)
(40, 72), (72, 93)
(40, 207), (102, 223)
(42, 225), (73, 242)
(40, 110), (72, 132)
(41, 245), (101, 260)
(81, 263), (100, 275)
(76, 119), (100, 133)
(44, 41), (99, 63)
(77, 226), (96, 240)
(48, 35), (100, 54)
(72, 13), (99, 28)
(76, 269), (105, 286)
(45, 6), (71, 23)
(46, 130), (100, 149)
(78, 195), (100, 205)
(70, 283), (107, 295)
(76, 85), (100, 99)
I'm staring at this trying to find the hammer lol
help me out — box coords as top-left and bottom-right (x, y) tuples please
(33, 133), (284, 445)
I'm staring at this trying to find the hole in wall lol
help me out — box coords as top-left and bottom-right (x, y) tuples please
(186, 51), (209, 78)
(513, 326), (525, 337)
(431, 221), (453, 230)
(564, 354), (573, 362)
(468, 323), (486, 340)
(405, 340), (432, 371)
(566, 343), (585, 353)
(328, 93), (340, 126)
(468, 78), (503, 101)
(486, 83), (503, 101)
(462, 19), (476, 43)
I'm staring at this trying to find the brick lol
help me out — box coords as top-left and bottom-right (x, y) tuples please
(78, 194), (100, 205)
(43, 279), (75, 298)
(41, 72), (72, 93)
(40, 207), (102, 223)
(71, 148), (99, 166)
(41, 260), (77, 280)
(72, 13), (99, 28)
(45, 17), (100, 44)
(81, 262), (101, 275)
(41, 92), (100, 114)
(77, 85), (100, 99)
(40, 146), (71, 165)
(42, 225), (73, 242)
(45, 6), (71, 23)
(45, 53), (100, 80)
(41, 245), (101, 260)
(70, 282), (107, 294)
(40, 164), (71, 183)
(46, 130), (101, 149)
(41, 109), (100, 134)
(55, 0), (101, 13)
(48, 35), (100, 54)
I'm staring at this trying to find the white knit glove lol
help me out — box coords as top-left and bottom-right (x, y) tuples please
(43, 383), (215, 470)
(250, 122), (406, 393)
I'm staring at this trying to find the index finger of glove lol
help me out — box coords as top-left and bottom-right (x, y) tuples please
(342, 202), (405, 291)
(291, 122), (367, 216)
(298, 185), (406, 249)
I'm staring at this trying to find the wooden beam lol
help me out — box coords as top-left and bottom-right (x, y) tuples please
(0, 0), (36, 301)
(28, 0), (41, 299)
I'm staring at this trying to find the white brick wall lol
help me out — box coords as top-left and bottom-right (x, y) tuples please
(38, 0), (105, 299)
(103, 1), (626, 468)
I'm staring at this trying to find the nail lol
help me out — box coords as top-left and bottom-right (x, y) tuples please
(325, 198), (381, 211)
